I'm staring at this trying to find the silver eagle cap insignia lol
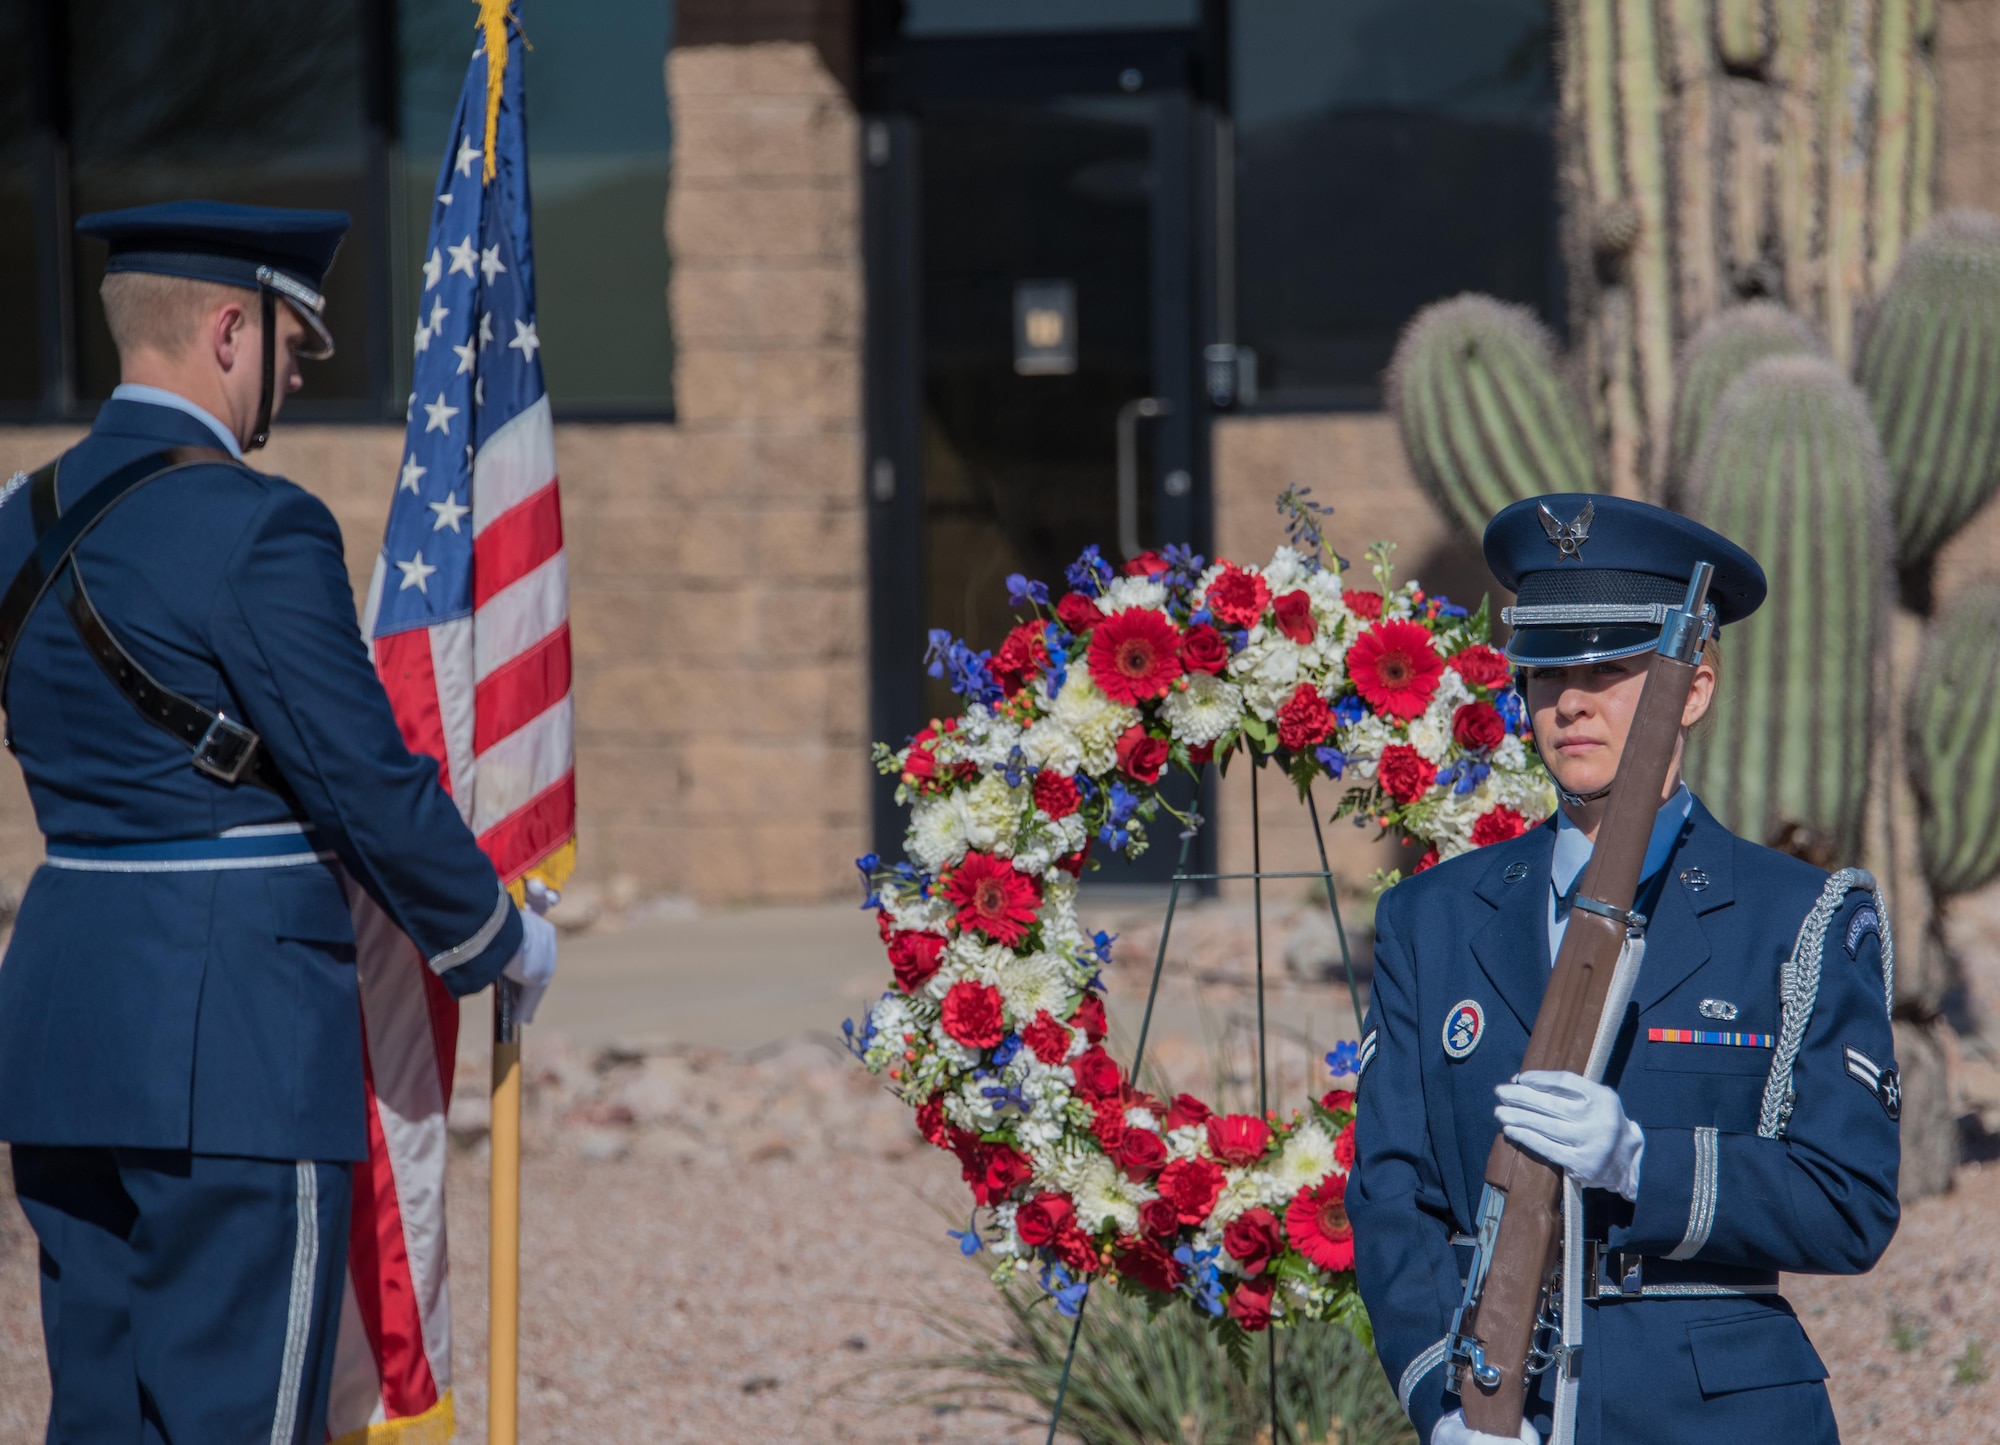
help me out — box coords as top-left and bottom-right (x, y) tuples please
(1537, 500), (1594, 560)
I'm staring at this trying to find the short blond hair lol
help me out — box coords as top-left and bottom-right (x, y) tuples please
(100, 271), (253, 358)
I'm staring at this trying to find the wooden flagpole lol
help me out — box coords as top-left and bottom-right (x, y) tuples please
(489, 977), (522, 1443)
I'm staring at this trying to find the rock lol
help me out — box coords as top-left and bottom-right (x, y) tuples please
(1896, 1017), (1957, 1200)
(1283, 912), (1370, 985)
(447, 1089), (492, 1147)
(576, 1127), (631, 1163)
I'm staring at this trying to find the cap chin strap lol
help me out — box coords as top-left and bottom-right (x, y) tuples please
(247, 286), (276, 451)
(1556, 781), (1615, 808)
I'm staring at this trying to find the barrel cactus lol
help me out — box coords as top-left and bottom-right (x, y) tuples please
(1665, 304), (1823, 503)
(1908, 585), (2000, 898)
(1856, 212), (2000, 572)
(1386, 295), (1597, 543)
(1681, 356), (1893, 859)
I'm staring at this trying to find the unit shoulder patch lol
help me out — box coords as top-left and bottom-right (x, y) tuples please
(1845, 906), (1881, 958)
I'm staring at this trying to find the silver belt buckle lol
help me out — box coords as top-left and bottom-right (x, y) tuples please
(191, 713), (259, 783)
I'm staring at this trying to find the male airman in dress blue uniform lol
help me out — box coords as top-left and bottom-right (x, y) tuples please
(0, 202), (557, 1442)
(1348, 495), (1899, 1445)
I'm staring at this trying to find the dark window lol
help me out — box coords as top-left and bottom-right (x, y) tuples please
(0, 3), (39, 406)
(1232, 0), (1560, 407)
(904, 0), (1199, 35)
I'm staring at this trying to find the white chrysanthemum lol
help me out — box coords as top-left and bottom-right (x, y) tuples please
(1228, 634), (1304, 719)
(1210, 1167), (1281, 1227)
(1020, 716), (1083, 775)
(1050, 675), (1140, 775)
(1072, 1156), (1149, 1235)
(1159, 672), (1243, 747)
(1407, 695), (1455, 764)
(1263, 545), (1308, 592)
(1012, 811), (1090, 878)
(1098, 575), (1169, 613)
(960, 772), (1025, 853)
(1269, 1121), (1338, 1196)
(934, 934), (1014, 994)
(908, 794), (970, 872)
(992, 950), (1073, 1027)
(882, 889), (951, 936)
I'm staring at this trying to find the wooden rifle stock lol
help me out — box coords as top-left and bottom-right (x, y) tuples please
(1454, 568), (1712, 1437)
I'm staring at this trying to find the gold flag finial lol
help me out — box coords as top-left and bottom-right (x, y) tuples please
(475, 0), (511, 184)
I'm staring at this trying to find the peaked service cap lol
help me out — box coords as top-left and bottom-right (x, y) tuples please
(1482, 492), (1767, 668)
(76, 200), (350, 358)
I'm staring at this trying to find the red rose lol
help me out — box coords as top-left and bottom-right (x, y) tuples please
(1022, 1010), (1074, 1066)
(1285, 1171), (1355, 1272)
(1165, 1092), (1213, 1131)
(1447, 643), (1512, 690)
(1088, 609), (1184, 705)
(1189, 741), (1216, 766)
(1016, 1192), (1074, 1247)
(943, 851), (1043, 946)
(1055, 845), (1090, 876)
(1451, 701), (1506, 754)
(1206, 1113), (1273, 1167)
(1089, 1097), (1128, 1150)
(1139, 1198), (1181, 1240)
(1376, 743), (1435, 805)
(1320, 1089), (1355, 1116)
(1343, 589), (1385, 620)
(1205, 565), (1272, 629)
(901, 741), (937, 785)
(1125, 549), (1170, 577)
(1412, 847), (1441, 874)
(1116, 724), (1169, 783)
(1227, 1276), (1276, 1332)
(1156, 1157), (1226, 1224)
(1179, 623), (1230, 675)
(971, 1143), (1034, 1205)
(1471, 805), (1529, 848)
(1348, 620), (1444, 721)
(1033, 769), (1082, 819)
(916, 1094), (949, 1149)
(939, 980), (1007, 1049)
(1056, 592), (1102, 636)
(992, 621), (1049, 697)
(1277, 682), (1334, 753)
(888, 930), (947, 993)
(1073, 1046), (1124, 1101)
(1222, 1206), (1283, 1276)
(1335, 1120), (1356, 1172)
(1117, 1129), (1168, 1180)
(1272, 590), (1316, 645)
(1114, 1237), (1186, 1294)
(1052, 1223), (1101, 1275)
(1071, 994), (1108, 1042)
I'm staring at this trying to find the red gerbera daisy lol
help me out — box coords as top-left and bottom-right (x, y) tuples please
(1087, 608), (1185, 705)
(1285, 1171), (1355, 1273)
(1347, 620), (1444, 721)
(943, 851), (1042, 946)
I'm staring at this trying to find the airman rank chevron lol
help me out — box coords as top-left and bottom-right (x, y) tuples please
(1649, 1028), (1775, 1048)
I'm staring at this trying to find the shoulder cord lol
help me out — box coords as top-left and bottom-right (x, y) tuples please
(1758, 867), (1894, 1139)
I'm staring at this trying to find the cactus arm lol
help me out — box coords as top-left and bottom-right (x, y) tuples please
(1719, 0), (1769, 66)
(1909, 55), (1937, 236)
(1912, 590), (2000, 896)
(1619, 0), (1678, 494)
(1771, 0), (1820, 323)
(1668, 0), (1720, 335)
(1822, 0), (1873, 362)
(1870, 0), (1916, 291)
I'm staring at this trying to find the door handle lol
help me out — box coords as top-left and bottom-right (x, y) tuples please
(1117, 396), (1169, 560)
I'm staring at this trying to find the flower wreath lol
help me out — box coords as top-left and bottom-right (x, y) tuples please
(847, 492), (1555, 1339)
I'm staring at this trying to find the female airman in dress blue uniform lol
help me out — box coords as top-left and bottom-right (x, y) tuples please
(1347, 495), (1900, 1445)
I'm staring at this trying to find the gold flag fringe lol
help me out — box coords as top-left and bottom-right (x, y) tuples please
(475, 0), (512, 184)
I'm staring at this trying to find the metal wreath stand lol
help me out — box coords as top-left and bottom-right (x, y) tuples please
(1042, 761), (1369, 1445)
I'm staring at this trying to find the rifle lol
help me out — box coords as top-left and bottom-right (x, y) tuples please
(1448, 561), (1716, 1436)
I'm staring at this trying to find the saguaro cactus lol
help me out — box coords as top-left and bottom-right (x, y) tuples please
(1385, 296), (1597, 544)
(1909, 586), (2000, 900)
(1665, 304), (1824, 501)
(1680, 356), (1892, 859)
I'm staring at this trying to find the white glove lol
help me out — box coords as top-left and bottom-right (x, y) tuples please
(523, 877), (561, 915)
(502, 907), (558, 1025)
(1493, 1069), (1644, 1201)
(1432, 1409), (1540, 1445)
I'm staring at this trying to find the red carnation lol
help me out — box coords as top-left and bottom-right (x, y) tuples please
(1116, 724), (1169, 783)
(1056, 592), (1103, 636)
(992, 621), (1049, 697)
(1205, 565), (1271, 629)
(1125, 549), (1170, 578)
(1277, 683), (1334, 753)
(1165, 1092), (1213, 1131)
(1139, 1198), (1181, 1240)
(1335, 1120), (1356, 1172)
(1115, 1237), (1185, 1294)
(1320, 1088), (1355, 1116)
(1223, 1206), (1283, 1276)
(1412, 847), (1441, 874)
(1348, 620), (1444, 721)
(1272, 590), (1316, 645)
(1206, 1113), (1273, 1167)
(1117, 1129), (1168, 1180)
(1089, 1097), (1128, 1150)
(1447, 643), (1512, 690)
(888, 931), (947, 994)
(1055, 845), (1090, 877)
(943, 851), (1042, 946)
(1180, 623), (1230, 675)
(939, 980), (1006, 1050)
(1376, 743), (1435, 805)
(1088, 609), (1184, 705)
(1016, 1192), (1074, 1247)
(1073, 1045), (1124, 1101)
(1157, 1156), (1227, 1225)
(1452, 701), (1506, 754)
(1033, 769), (1082, 820)
(916, 1094), (949, 1149)
(1052, 1224), (1101, 1275)
(1022, 1010), (1074, 1066)
(1189, 741), (1216, 767)
(1285, 1171), (1355, 1273)
(1343, 589), (1385, 620)
(968, 1142), (1035, 1206)
(1471, 805), (1530, 849)
(1227, 1276), (1276, 1332)
(1071, 994), (1108, 1042)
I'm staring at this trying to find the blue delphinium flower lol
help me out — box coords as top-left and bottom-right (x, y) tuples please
(855, 852), (882, 909)
(1040, 1262), (1090, 1318)
(1065, 545), (1115, 598)
(1315, 746), (1346, 778)
(949, 1214), (985, 1256)
(924, 629), (1000, 704)
(1098, 781), (1142, 850)
(1174, 1243), (1226, 1316)
(1334, 694), (1369, 727)
(1495, 688), (1527, 732)
(1042, 625), (1069, 692)
(1006, 573), (1051, 609)
(990, 1033), (1023, 1068)
(1325, 1039), (1361, 1076)
(1161, 543), (1207, 592)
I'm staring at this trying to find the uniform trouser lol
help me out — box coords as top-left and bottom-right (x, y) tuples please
(9, 1145), (351, 1445)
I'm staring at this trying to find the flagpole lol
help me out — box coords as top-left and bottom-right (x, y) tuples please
(489, 977), (523, 1444)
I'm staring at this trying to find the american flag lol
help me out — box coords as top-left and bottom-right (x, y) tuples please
(330, 7), (572, 1436)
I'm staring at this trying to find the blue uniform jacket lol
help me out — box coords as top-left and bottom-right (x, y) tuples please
(1348, 798), (1898, 1444)
(0, 399), (523, 1161)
